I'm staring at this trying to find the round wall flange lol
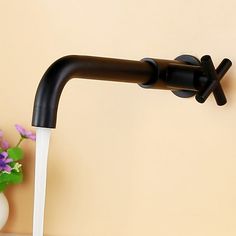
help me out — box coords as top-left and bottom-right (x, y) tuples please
(171, 55), (201, 98)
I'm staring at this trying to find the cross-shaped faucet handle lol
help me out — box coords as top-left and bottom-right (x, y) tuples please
(195, 55), (232, 106)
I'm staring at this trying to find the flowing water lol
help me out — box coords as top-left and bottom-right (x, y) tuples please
(33, 127), (51, 236)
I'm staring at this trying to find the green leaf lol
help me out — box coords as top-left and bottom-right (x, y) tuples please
(0, 171), (23, 184)
(7, 147), (24, 161)
(0, 173), (10, 184)
(9, 171), (23, 184)
(0, 182), (8, 192)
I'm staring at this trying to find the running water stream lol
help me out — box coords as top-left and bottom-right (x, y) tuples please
(33, 127), (51, 236)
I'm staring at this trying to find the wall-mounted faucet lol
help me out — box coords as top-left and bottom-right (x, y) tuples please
(32, 54), (232, 128)
(31, 53), (232, 236)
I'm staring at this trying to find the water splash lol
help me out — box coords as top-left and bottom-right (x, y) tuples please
(33, 127), (51, 236)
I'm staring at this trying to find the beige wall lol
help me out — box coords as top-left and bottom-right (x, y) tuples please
(1, 0), (236, 235)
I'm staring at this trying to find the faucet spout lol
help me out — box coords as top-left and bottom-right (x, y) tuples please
(32, 55), (156, 128)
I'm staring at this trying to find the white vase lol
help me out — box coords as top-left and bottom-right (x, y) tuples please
(0, 192), (9, 230)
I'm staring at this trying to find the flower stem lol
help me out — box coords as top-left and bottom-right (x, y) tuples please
(16, 137), (24, 147)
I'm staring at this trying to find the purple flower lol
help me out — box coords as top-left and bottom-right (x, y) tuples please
(15, 124), (36, 141)
(0, 152), (13, 173)
(0, 130), (9, 150)
(1, 140), (9, 150)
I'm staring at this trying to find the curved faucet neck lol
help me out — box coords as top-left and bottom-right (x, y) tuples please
(32, 55), (155, 128)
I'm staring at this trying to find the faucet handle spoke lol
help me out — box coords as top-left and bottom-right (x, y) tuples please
(195, 55), (232, 105)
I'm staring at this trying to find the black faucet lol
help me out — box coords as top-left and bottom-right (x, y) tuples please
(32, 54), (232, 128)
